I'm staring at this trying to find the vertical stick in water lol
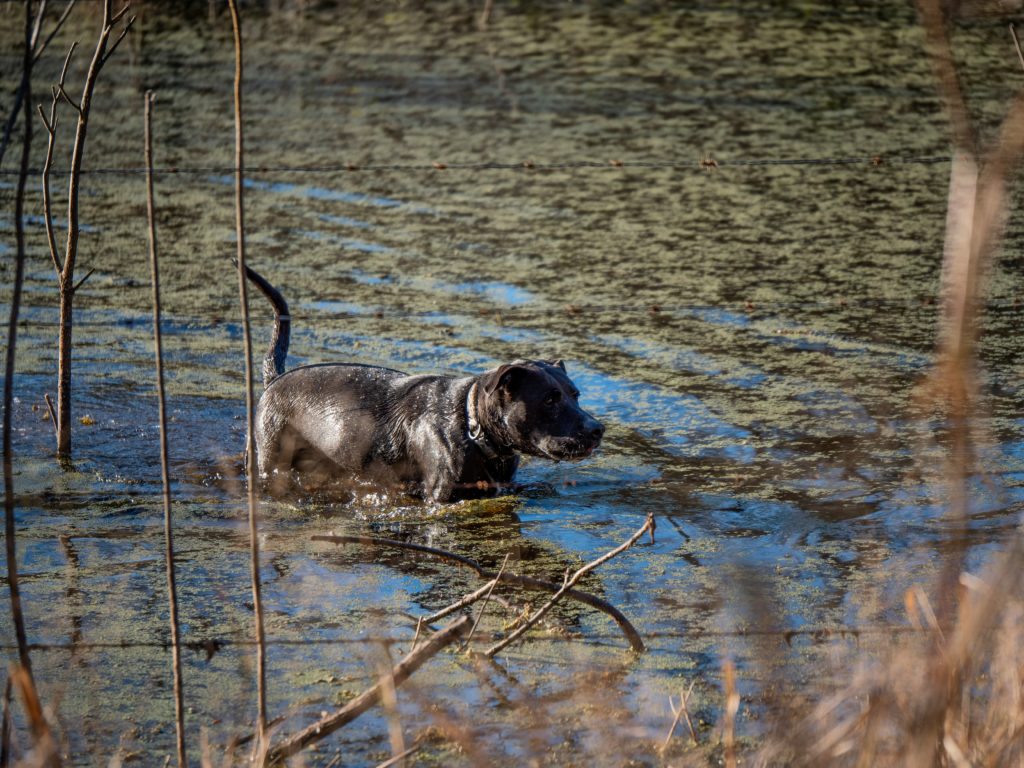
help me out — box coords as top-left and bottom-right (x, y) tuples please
(6, 1), (59, 762)
(225, 0), (268, 751)
(5, 0), (36, 686)
(144, 91), (187, 768)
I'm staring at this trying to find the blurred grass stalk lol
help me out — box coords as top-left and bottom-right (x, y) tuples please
(752, 4), (1024, 765)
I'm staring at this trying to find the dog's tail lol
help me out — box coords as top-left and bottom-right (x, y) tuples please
(243, 265), (290, 388)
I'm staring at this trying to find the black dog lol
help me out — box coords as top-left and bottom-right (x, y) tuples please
(245, 268), (604, 502)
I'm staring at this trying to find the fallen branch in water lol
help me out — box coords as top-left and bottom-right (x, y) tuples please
(264, 615), (470, 765)
(311, 533), (646, 652)
(484, 512), (654, 657)
(465, 552), (510, 648)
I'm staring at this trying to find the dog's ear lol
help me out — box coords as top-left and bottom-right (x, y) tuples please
(481, 363), (530, 396)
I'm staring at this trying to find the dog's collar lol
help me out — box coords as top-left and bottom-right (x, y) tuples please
(466, 381), (511, 461)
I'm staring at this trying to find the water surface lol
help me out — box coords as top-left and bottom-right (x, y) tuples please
(2, 1), (1024, 764)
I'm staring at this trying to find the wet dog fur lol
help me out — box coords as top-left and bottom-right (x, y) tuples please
(245, 268), (604, 502)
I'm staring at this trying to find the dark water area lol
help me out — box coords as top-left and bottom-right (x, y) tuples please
(2, 0), (1024, 764)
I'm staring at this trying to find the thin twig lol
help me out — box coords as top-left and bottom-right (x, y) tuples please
(145, 90), (187, 768)
(27, 0), (49, 55)
(1012, 24), (1024, 73)
(423, 582), (495, 625)
(110, 2), (130, 24)
(465, 553), (509, 648)
(373, 739), (423, 768)
(478, 0), (494, 31)
(484, 513), (654, 658)
(57, 40), (76, 82)
(101, 14), (135, 66)
(410, 618), (424, 653)
(55, 84), (81, 115)
(661, 680), (697, 751)
(71, 267), (94, 293)
(416, 586), (524, 646)
(265, 615), (470, 764)
(42, 394), (58, 441)
(312, 534), (646, 652)
(37, 95), (61, 276)
(374, 647), (406, 767)
(32, 0), (77, 64)
(0, 0), (48, 169)
(225, 0), (268, 753)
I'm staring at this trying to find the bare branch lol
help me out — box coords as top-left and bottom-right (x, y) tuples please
(71, 267), (94, 293)
(28, 0), (49, 54)
(37, 98), (62, 276)
(56, 84), (81, 115)
(423, 579), (498, 625)
(101, 15), (135, 67)
(313, 533), (646, 652)
(374, 740), (424, 768)
(58, 40), (76, 86)
(465, 552), (509, 647)
(36, 103), (53, 135)
(110, 2), (130, 25)
(1012, 24), (1024, 73)
(43, 394), (58, 437)
(485, 513), (654, 657)
(265, 616), (470, 763)
(32, 0), (78, 64)
(661, 680), (697, 751)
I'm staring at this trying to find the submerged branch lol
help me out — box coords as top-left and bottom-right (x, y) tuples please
(264, 615), (470, 764)
(312, 533), (646, 653)
(485, 513), (654, 657)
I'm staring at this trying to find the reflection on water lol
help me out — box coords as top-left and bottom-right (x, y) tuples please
(2, 0), (1024, 763)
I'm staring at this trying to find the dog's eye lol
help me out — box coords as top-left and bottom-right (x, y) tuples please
(544, 390), (562, 406)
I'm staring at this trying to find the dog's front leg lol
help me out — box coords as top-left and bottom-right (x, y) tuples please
(409, 424), (458, 503)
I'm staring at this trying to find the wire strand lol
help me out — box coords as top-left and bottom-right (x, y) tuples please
(0, 623), (936, 654)
(0, 154), (951, 177)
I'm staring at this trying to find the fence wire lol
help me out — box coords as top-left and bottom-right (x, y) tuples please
(0, 154), (951, 177)
(0, 623), (933, 655)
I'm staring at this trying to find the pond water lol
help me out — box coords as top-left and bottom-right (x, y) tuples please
(2, 1), (1024, 764)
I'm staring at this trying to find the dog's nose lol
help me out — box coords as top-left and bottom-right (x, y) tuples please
(590, 424), (604, 442)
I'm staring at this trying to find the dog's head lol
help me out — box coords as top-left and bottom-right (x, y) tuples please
(477, 359), (604, 461)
